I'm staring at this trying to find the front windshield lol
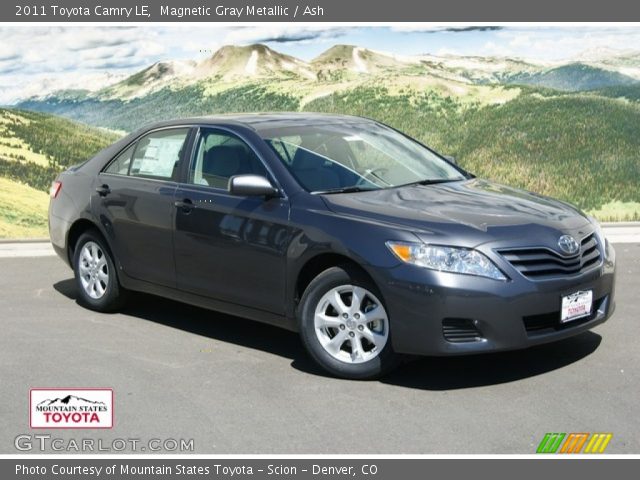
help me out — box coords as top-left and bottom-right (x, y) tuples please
(260, 121), (466, 193)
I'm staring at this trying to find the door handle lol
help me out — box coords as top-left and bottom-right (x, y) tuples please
(174, 198), (195, 213)
(96, 184), (111, 197)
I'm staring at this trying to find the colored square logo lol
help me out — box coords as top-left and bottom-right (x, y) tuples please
(30, 388), (113, 429)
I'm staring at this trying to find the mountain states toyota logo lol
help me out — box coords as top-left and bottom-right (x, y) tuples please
(30, 388), (113, 429)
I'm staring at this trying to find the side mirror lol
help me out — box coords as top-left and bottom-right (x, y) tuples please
(228, 175), (279, 198)
(443, 155), (457, 165)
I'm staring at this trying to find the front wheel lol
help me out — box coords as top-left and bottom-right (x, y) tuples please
(73, 231), (126, 312)
(298, 266), (400, 379)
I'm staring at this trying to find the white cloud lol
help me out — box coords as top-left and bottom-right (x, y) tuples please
(390, 25), (503, 34)
(0, 71), (128, 104)
(223, 25), (346, 45)
(481, 41), (513, 57)
(0, 44), (19, 61)
(0, 26), (173, 102)
(492, 27), (640, 61)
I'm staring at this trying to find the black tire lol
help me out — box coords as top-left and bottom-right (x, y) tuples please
(73, 230), (126, 312)
(297, 266), (400, 380)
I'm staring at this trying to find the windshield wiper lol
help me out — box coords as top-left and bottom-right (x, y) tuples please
(313, 186), (377, 195)
(401, 178), (463, 187)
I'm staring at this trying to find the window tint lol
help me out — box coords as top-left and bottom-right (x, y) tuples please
(129, 128), (190, 180)
(266, 135), (363, 192)
(268, 137), (300, 166)
(189, 130), (267, 189)
(105, 144), (135, 175)
(262, 123), (465, 193)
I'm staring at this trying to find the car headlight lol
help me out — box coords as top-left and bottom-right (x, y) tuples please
(386, 241), (507, 281)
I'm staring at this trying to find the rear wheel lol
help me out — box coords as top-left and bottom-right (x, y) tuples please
(73, 231), (126, 312)
(298, 266), (400, 379)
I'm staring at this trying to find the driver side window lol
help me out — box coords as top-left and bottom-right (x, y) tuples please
(189, 129), (267, 189)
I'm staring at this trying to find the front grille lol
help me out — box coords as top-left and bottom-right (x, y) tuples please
(523, 295), (606, 334)
(442, 318), (483, 343)
(498, 233), (601, 280)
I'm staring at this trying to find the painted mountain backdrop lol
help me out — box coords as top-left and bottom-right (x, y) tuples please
(2, 43), (640, 237)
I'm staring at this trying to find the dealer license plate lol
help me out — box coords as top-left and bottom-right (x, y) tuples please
(561, 290), (593, 323)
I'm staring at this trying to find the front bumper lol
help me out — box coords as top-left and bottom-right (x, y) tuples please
(371, 244), (616, 356)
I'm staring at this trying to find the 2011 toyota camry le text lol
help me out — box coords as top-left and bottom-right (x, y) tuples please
(48, 113), (616, 379)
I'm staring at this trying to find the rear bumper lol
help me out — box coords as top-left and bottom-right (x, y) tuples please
(49, 212), (72, 267)
(371, 244), (616, 356)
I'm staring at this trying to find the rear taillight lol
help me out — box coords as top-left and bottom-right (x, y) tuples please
(50, 181), (62, 199)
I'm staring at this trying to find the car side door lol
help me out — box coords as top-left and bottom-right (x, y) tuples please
(96, 127), (193, 288)
(173, 127), (292, 315)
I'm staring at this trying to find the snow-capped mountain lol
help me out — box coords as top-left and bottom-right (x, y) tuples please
(16, 43), (640, 104)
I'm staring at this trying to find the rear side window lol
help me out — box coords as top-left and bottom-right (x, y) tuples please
(104, 128), (190, 180)
(130, 128), (190, 180)
(189, 129), (267, 189)
(105, 144), (135, 175)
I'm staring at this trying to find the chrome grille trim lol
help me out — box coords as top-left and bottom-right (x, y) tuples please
(498, 233), (601, 280)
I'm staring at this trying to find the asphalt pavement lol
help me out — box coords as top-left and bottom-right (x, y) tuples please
(0, 244), (638, 454)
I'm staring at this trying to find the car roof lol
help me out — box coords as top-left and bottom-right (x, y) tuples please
(141, 112), (377, 133)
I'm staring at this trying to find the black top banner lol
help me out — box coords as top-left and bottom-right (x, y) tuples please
(5, 0), (640, 22)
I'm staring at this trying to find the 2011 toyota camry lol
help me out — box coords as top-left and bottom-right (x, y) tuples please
(49, 113), (616, 379)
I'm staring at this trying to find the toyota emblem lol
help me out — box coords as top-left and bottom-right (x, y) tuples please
(558, 235), (580, 255)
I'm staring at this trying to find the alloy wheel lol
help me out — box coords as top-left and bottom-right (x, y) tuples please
(314, 284), (389, 364)
(78, 241), (109, 299)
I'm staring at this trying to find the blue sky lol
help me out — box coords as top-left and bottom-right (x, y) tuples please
(0, 25), (639, 103)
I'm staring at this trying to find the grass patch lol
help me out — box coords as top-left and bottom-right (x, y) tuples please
(0, 177), (49, 239)
(589, 201), (640, 222)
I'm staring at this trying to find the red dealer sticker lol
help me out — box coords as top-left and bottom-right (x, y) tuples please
(29, 388), (113, 429)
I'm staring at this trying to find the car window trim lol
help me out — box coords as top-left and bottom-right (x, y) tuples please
(181, 125), (287, 199)
(100, 125), (196, 179)
(98, 172), (180, 187)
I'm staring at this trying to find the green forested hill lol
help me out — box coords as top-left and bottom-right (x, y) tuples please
(306, 87), (640, 211)
(0, 109), (120, 237)
(505, 63), (639, 91)
(0, 108), (119, 192)
(592, 84), (640, 102)
(18, 84), (300, 132)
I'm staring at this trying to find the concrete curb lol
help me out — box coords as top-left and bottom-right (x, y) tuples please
(0, 238), (50, 244)
(602, 222), (640, 228)
(0, 242), (55, 258)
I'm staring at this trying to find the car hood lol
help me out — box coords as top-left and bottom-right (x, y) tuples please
(321, 179), (592, 246)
